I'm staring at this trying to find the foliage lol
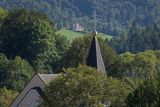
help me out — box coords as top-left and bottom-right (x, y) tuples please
(110, 24), (160, 53)
(125, 80), (159, 107)
(51, 34), (70, 72)
(40, 65), (131, 107)
(64, 35), (117, 71)
(0, 9), (69, 72)
(1, 0), (160, 35)
(104, 78), (132, 107)
(108, 50), (160, 80)
(0, 7), (7, 25)
(0, 7), (6, 19)
(0, 10), (55, 71)
(0, 53), (34, 91)
(41, 65), (106, 107)
(0, 87), (18, 107)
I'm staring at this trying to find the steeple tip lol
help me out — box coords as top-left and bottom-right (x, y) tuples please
(92, 30), (98, 37)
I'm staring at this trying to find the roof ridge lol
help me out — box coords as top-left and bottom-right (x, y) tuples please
(37, 73), (47, 84)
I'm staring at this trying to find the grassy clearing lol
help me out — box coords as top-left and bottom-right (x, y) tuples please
(57, 29), (113, 42)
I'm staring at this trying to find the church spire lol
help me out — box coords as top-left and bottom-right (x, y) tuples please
(86, 31), (106, 74)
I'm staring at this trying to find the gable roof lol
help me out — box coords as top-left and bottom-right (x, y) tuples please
(86, 31), (106, 74)
(10, 73), (59, 107)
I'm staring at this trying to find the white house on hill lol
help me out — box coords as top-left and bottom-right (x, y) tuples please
(73, 23), (84, 32)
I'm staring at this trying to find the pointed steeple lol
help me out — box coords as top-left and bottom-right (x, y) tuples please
(86, 31), (106, 74)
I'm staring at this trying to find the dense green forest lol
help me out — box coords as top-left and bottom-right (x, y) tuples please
(1, 0), (160, 35)
(0, 3), (160, 107)
(109, 23), (160, 53)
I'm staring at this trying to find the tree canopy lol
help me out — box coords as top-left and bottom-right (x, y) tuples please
(125, 80), (159, 107)
(41, 65), (131, 107)
(0, 7), (7, 24)
(0, 9), (69, 73)
(110, 24), (160, 53)
(0, 53), (34, 91)
(108, 50), (160, 81)
(0, 87), (18, 107)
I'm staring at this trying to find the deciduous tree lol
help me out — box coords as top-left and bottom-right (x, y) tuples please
(0, 87), (18, 107)
(40, 65), (131, 107)
(0, 53), (34, 91)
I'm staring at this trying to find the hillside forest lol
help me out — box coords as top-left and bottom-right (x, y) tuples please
(0, 3), (160, 107)
(1, 0), (160, 35)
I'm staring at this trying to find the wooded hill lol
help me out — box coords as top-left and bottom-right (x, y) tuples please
(0, 0), (160, 35)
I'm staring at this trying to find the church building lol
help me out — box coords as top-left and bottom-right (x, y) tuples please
(11, 31), (106, 107)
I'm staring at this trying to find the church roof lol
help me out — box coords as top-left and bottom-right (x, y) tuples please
(86, 31), (106, 74)
(10, 73), (59, 107)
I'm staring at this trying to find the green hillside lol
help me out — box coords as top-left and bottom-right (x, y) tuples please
(57, 29), (84, 41)
(57, 29), (112, 42)
(0, 0), (160, 35)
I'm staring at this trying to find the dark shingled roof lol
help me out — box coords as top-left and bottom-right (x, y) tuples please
(86, 32), (106, 74)
(10, 74), (59, 107)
